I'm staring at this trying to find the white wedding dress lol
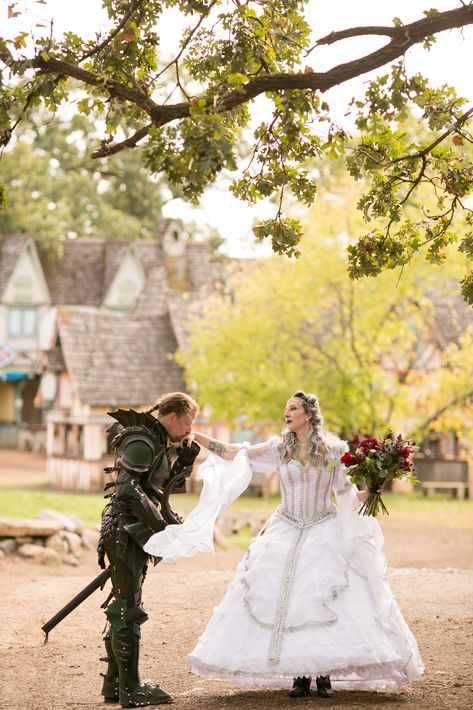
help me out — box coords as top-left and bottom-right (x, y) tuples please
(144, 436), (424, 691)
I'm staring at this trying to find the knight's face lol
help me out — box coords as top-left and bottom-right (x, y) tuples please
(160, 411), (196, 443)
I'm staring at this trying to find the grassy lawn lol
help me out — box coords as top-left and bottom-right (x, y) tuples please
(0, 488), (472, 539)
(0, 488), (106, 527)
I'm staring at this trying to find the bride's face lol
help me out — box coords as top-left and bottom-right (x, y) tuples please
(284, 398), (309, 434)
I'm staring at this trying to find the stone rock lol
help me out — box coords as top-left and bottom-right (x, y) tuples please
(34, 510), (84, 534)
(63, 553), (79, 567)
(17, 543), (60, 565)
(40, 547), (61, 566)
(18, 543), (47, 560)
(0, 519), (63, 538)
(80, 528), (100, 550)
(62, 530), (82, 556)
(16, 536), (35, 545)
(0, 539), (16, 555)
(46, 532), (67, 555)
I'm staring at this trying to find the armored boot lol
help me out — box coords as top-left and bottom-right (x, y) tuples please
(289, 676), (312, 697)
(113, 626), (173, 708)
(100, 626), (119, 702)
(316, 675), (333, 698)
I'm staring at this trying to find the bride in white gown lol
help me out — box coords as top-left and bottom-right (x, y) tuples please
(144, 390), (424, 698)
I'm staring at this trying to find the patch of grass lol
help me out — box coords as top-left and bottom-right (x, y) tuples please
(0, 489), (106, 527)
(0, 489), (471, 535)
(377, 491), (473, 528)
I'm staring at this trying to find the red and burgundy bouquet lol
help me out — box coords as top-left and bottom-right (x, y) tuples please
(340, 431), (419, 516)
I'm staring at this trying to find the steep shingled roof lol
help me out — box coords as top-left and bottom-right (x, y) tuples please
(0, 234), (29, 297)
(1, 230), (214, 307)
(42, 239), (106, 305)
(132, 265), (168, 317)
(58, 309), (185, 406)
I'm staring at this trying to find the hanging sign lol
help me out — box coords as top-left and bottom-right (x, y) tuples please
(0, 342), (16, 368)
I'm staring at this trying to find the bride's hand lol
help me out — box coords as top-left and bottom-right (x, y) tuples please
(180, 433), (196, 448)
(357, 484), (384, 503)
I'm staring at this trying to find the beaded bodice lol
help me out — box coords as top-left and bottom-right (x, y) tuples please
(279, 460), (334, 521)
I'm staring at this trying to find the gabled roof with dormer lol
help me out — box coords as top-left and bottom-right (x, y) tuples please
(0, 234), (30, 298)
(38, 238), (106, 306)
(0, 234), (51, 305)
(1, 227), (213, 308)
(57, 308), (185, 406)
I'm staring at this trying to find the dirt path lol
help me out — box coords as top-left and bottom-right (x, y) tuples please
(1, 518), (473, 710)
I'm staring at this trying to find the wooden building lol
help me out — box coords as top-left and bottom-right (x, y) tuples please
(0, 223), (212, 455)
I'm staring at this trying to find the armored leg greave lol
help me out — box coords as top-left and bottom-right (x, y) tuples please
(101, 626), (119, 702)
(113, 625), (172, 707)
(102, 541), (172, 707)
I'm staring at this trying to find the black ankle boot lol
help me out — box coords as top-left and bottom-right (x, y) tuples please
(289, 676), (312, 697)
(316, 675), (333, 698)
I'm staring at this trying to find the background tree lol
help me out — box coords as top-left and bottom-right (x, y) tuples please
(1, 2), (473, 299)
(0, 113), (169, 251)
(0, 111), (225, 255)
(415, 326), (473, 437)
(177, 173), (473, 437)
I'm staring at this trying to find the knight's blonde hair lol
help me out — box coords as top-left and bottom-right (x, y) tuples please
(146, 392), (199, 418)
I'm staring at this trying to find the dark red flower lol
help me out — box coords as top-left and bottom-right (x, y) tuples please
(359, 437), (379, 449)
(341, 451), (358, 467)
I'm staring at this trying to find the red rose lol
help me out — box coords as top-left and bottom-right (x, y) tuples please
(359, 437), (379, 449)
(341, 451), (357, 467)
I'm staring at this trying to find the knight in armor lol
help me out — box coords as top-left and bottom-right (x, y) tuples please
(97, 392), (200, 708)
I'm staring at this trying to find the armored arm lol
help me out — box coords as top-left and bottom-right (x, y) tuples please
(114, 428), (167, 533)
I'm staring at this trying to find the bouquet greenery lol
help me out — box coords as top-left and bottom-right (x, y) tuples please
(340, 431), (419, 516)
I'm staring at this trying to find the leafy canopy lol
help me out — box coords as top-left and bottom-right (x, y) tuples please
(0, 113), (170, 250)
(178, 174), (473, 437)
(1, 2), (473, 299)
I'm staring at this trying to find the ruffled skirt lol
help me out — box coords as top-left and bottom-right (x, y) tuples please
(188, 506), (424, 691)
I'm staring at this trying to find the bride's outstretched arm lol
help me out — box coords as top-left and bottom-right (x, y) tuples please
(187, 432), (277, 465)
(190, 432), (243, 460)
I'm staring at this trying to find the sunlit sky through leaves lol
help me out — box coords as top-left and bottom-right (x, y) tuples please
(3, 1), (473, 255)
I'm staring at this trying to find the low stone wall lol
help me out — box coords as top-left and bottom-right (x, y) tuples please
(0, 510), (99, 566)
(0, 510), (270, 565)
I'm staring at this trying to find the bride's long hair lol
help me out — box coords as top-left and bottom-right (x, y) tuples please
(279, 390), (332, 465)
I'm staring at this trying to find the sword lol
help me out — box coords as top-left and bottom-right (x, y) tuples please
(41, 568), (111, 643)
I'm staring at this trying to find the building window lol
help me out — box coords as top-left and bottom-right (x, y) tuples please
(8, 307), (37, 336)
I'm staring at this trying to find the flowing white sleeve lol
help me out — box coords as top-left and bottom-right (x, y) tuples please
(144, 447), (253, 563)
(331, 440), (357, 499)
(246, 435), (280, 473)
